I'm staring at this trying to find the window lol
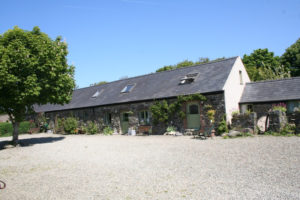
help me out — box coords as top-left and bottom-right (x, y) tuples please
(104, 113), (112, 125)
(121, 84), (135, 93)
(179, 73), (198, 85)
(189, 104), (199, 114)
(247, 104), (253, 112)
(239, 70), (243, 85)
(139, 110), (150, 125)
(287, 101), (300, 113)
(241, 104), (253, 113)
(91, 90), (103, 98)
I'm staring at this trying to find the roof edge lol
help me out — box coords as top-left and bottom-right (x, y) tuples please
(245, 76), (300, 85)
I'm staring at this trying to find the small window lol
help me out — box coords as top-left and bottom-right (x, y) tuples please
(139, 110), (150, 125)
(189, 104), (199, 114)
(179, 73), (198, 85)
(91, 90), (103, 98)
(121, 84), (135, 93)
(247, 104), (253, 112)
(287, 101), (300, 113)
(239, 70), (243, 85)
(104, 113), (112, 125)
(241, 104), (253, 113)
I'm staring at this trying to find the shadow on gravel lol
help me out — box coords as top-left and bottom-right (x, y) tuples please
(191, 136), (209, 140)
(0, 136), (65, 150)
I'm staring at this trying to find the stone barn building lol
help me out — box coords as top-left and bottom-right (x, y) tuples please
(34, 57), (250, 134)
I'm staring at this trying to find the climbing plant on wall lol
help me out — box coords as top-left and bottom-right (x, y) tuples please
(150, 94), (207, 125)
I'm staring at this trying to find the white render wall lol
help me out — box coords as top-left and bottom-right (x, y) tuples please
(223, 57), (250, 123)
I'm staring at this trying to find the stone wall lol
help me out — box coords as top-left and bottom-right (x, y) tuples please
(42, 92), (225, 135)
(293, 111), (300, 134)
(267, 110), (288, 132)
(231, 113), (257, 134)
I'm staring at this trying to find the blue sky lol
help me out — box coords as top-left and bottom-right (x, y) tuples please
(1, 0), (300, 88)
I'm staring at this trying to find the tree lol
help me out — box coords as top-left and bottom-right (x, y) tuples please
(156, 57), (225, 72)
(90, 81), (107, 87)
(242, 48), (290, 81)
(281, 38), (300, 77)
(0, 26), (75, 145)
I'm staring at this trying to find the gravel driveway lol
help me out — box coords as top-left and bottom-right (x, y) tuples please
(0, 134), (300, 200)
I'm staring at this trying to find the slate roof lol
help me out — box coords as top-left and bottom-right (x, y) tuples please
(240, 77), (300, 103)
(35, 57), (238, 112)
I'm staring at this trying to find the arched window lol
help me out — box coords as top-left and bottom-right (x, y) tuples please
(189, 104), (199, 114)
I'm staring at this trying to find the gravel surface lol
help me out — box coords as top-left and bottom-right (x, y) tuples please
(0, 134), (300, 200)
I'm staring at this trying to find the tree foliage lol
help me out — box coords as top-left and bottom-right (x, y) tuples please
(0, 26), (75, 144)
(281, 38), (300, 77)
(90, 81), (107, 87)
(156, 57), (225, 72)
(242, 48), (290, 81)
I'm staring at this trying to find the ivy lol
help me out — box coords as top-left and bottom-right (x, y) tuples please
(150, 94), (207, 125)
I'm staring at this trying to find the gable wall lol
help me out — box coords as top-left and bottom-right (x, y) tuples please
(223, 57), (251, 123)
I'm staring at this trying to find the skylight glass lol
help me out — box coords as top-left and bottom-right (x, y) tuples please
(121, 84), (135, 93)
(91, 90), (102, 98)
(179, 73), (199, 85)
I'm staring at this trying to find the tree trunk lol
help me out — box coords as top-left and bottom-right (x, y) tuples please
(12, 121), (20, 146)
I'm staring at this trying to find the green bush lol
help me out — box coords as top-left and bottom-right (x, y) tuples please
(0, 122), (13, 136)
(103, 126), (113, 135)
(63, 117), (78, 134)
(0, 121), (35, 137)
(86, 121), (99, 134)
(272, 103), (287, 112)
(264, 124), (296, 136)
(19, 121), (34, 133)
(217, 115), (228, 135)
(280, 123), (295, 135)
(166, 126), (177, 132)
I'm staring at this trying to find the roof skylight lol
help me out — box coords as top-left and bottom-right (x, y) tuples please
(121, 84), (135, 93)
(179, 73), (199, 85)
(91, 90), (103, 98)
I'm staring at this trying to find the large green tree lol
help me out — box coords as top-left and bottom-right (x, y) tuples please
(242, 48), (290, 81)
(281, 38), (300, 77)
(0, 26), (75, 145)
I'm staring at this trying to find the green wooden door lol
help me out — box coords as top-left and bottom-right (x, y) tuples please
(121, 112), (129, 134)
(187, 103), (201, 129)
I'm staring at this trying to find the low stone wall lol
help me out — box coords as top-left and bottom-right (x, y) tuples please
(267, 110), (288, 132)
(231, 113), (257, 134)
(0, 114), (9, 122)
(294, 112), (300, 134)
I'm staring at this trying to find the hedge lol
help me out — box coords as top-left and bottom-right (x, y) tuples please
(0, 121), (34, 137)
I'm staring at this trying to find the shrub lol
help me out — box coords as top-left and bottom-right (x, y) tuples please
(86, 121), (99, 134)
(103, 126), (113, 135)
(207, 109), (215, 123)
(19, 121), (34, 133)
(166, 126), (177, 132)
(0, 122), (13, 136)
(280, 123), (295, 135)
(217, 115), (228, 135)
(232, 111), (239, 117)
(272, 103), (287, 112)
(63, 117), (78, 134)
(0, 121), (35, 137)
